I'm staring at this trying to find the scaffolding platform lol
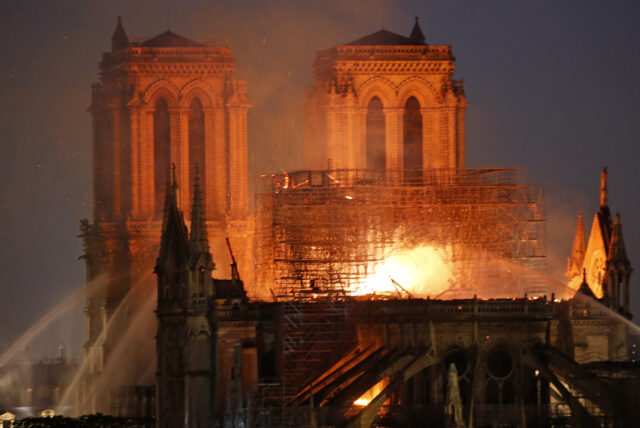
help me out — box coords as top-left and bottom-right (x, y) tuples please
(255, 168), (547, 388)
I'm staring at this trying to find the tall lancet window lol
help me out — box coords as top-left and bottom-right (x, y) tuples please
(403, 97), (423, 179)
(188, 98), (206, 215)
(366, 97), (386, 170)
(153, 98), (171, 216)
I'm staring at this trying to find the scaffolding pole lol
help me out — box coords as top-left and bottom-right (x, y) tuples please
(255, 168), (547, 389)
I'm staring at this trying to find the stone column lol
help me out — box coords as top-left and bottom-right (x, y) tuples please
(336, 105), (349, 170)
(228, 106), (249, 217)
(438, 110), (449, 169)
(212, 106), (226, 217)
(90, 106), (103, 221)
(384, 108), (403, 181)
(606, 269), (616, 309)
(110, 102), (123, 219)
(355, 109), (367, 170)
(430, 107), (443, 169)
(456, 106), (466, 168)
(128, 106), (141, 220)
(138, 108), (155, 219)
(623, 272), (631, 314)
(203, 107), (217, 219)
(344, 95), (357, 171)
(176, 108), (190, 214)
(421, 108), (433, 169)
(326, 101), (338, 169)
(447, 107), (457, 169)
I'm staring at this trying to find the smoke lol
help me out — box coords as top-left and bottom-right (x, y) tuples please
(178, 0), (403, 188)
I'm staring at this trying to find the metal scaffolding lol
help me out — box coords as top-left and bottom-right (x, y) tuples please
(255, 168), (547, 388)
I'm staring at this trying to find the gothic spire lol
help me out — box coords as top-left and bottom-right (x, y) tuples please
(608, 213), (629, 263)
(409, 17), (426, 45)
(188, 165), (212, 260)
(156, 167), (188, 276)
(572, 214), (586, 256)
(111, 16), (130, 51)
(566, 214), (586, 278)
(162, 164), (178, 222)
(600, 166), (608, 208)
(597, 166), (612, 247)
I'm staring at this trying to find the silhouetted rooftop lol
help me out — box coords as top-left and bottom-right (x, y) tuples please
(141, 30), (204, 47)
(345, 29), (427, 46)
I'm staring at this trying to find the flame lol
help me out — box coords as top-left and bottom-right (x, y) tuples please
(353, 378), (388, 407)
(353, 244), (453, 297)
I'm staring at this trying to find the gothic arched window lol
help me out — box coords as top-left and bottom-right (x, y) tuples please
(366, 97), (386, 170)
(403, 96), (423, 179)
(153, 98), (171, 216)
(188, 98), (206, 215)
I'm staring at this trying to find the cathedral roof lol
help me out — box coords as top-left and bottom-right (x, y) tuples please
(345, 28), (426, 46)
(213, 279), (247, 300)
(345, 17), (427, 46)
(141, 30), (205, 47)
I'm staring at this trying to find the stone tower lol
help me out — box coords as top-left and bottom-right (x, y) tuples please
(156, 171), (215, 428)
(80, 18), (251, 414)
(304, 18), (466, 174)
(566, 168), (632, 316)
(156, 172), (259, 427)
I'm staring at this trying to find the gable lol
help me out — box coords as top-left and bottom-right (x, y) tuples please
(581, 213), (608, 298)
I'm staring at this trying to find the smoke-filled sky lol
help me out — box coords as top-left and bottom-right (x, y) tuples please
(1, 0), (640, 358)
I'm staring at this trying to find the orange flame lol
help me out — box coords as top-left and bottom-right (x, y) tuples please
(352, 244), (453, 297)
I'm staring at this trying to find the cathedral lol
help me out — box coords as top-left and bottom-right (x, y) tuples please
(73, 17), (638, 428)
(566, 167), (632, 316)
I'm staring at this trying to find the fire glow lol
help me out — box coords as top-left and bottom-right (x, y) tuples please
(353, 378), (388, 407)
(353, 244), (454, 298)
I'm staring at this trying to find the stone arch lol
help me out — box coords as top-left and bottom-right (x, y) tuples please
(396, 76), (441, 107)
(403, 96), (423, 176)
(141, 79), (180, 107)
(357, 76), (396, 108)
(178, 79), (217, 108)
(440, 345), (472, 406)
(483, 344), (516, 405)
(441, 346), (470, 378)
(365, 96), (386, 170)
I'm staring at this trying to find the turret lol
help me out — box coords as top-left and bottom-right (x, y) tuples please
(155, 168), (189, 305)
(111, 16), (130, 51)
(187, 166), (215, 306)
(576, 269), (596, 299)
(607, 213), (632, 315)
(566, 214), (586, 279)
(409, 17), (426, 45)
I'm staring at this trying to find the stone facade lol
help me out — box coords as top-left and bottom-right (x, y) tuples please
(80, 18), (252, 415)
(304, 19), (466, 173)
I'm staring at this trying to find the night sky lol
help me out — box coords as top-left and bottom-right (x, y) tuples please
(1, 0), (639, 359)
